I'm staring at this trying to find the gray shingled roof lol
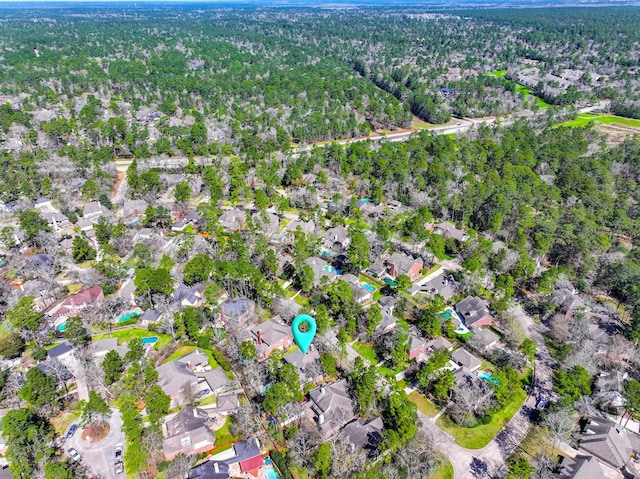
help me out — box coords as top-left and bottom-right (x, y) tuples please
(451, 348), (482, 371)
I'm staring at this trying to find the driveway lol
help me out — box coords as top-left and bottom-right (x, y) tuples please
(65, 408), (125, 479)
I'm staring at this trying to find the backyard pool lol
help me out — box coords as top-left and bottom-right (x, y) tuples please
(361, 283), (375, 292)
(56, 323), (67, 332)
(478, 370), (500, 384)
(264, 465), (281, 479)
(117, 311), (140, 323)
(438, 310), (453, 320)
(323, 265), (342, 275)
(384, 278), (396, 287)
(140, 336), (159, 345)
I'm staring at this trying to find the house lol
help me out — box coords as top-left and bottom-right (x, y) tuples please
(308, 379), (356, 436)
(90, 338), (128, 361)
(250, 316), (293, 360)
(46, 341), (74, 360)
(76, 218), (93, 232)
(211, 394), (240, 416)
(123, 200), (148, 219)
(218, 209), (246, 232)
(117, 279), (137, 306)
(45, 285), (104, 324)
(251, 212), (280, 234)
(451, 348), (482, 372)
(305, 257), (338, 285)
(188, 439), (262, 479)
(322, 225), (349, 252)
(377, 296), (398, 333)
(156, 349), (231, 399)
(173, 284), (205, 310)
(427, 221), (468, 242)
(470, 328), (500, 350)
(220, 297), (256, 329)
(140, 309), (162, 325)
(271, 220), (316, 245)
(414, 274), (455, 301)
(34, 198), (53, 210)
(350, 284), (373, 305)
(41, 211), (71, 232)
(82, 202), (105, 221)
(426, 336), (454, 352)
(579, 417), (640, 476)
(594, 371), (628, 408)
(163, 406), (215, 460)
(283, 347), (321, 382)
(556, 455), (604, 479)
(386, 252), (423, 281)
(171, 221), (187, 232)
(37, 359), (73, 389)
(135, 228), (153, 241)
(455, 296), (493, 329)
(408, 326), (428, 361)
(359, 202), (383, 219)
(341, 417), (384, 457)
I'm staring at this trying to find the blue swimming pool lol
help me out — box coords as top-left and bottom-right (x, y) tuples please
(438, 310), (453, 320)
(140, 336), (159, 345)
(478, 370), (500, 384)
(362, 283), (375, 292)
(117, 311), (140, 323)
(56, 323), (67, 332)
(264, 465), (281, 479)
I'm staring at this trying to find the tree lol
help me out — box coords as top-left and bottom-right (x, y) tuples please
(553, 365), (592, 401)
(521, 338), (537, 362)
(71, 235), (97, 262)
(81, 391), (111, 425)
(0, 226), (16, 249)
(134, 267), (173, 306)
(102, 350), (125, 385)
(145, 385), (170, 425)
(0, 331), (26, 359)
(183, 254), (214, 285)
(175, 181), (191, 203)
(417, 350), (449, 388)
(297, 264), (315, 292)
(507, 457), (535, 479)
(19, 367), (58, 410)
(382, 391), (419, 450)
(239, 341), (256, 361)
(254, 189), (269, 211)
(7, 296), (44, 333)
(366, 303), (383, 337)
(394, 274), (412, 294)
(622, 379), (640, 420)
(347, 228), (370, 272)
(64, 316), (90, 346)
(2, 408), (55, 479)
(81, 179), (100, 200)
(350, 357), (378, 414)
(19, 210), (50, 239)
(312, 443), (332, 479)
(431, 369), (455, 400)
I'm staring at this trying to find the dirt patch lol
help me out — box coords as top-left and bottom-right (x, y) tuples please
(111, 171), (125, 198)
(82, 422), (110, 443)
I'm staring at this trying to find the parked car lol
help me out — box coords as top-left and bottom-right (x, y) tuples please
(65, 424), (78, 439)
(114, 460), (124, 475)
(196, 388), (211, 399)
(115, 443), (123, 459)
(68, 448), (81, 462)
(536, 397), (549, 411)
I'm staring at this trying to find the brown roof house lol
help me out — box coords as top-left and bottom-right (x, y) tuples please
(579, 417), (640, 477)
(45, 285), (104, 325)
(309, 379), (356, 436)
(427, 221), (468, 242)
(408, 326), (429, 362)
(218, 209), (246, 232)
(556, 455), (604, 479)
(156, 349), (231, 400)
(250, 316), (294, 361)
(386, 252), (423, 282)
(162, 406), (215, 460)
(455, 296), (493, 329)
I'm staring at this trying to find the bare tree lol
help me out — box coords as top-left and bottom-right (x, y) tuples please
(230, 402), (262, 438)
(180, 381), (197, 405)
(541, 408), (575, 455)
(393, 431), (440, 478)
(289, 426), (320, 467)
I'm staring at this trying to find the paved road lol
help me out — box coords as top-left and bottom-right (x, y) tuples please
(65, 408), (124, 479)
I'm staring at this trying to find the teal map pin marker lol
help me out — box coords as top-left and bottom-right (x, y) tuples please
(292, 314), (316, 354)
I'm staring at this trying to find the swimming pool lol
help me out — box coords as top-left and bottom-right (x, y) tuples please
(361, 283), (375, 292)
(140, 336), (159, 345)
(56, 323), (67, 332)
(117, 311), (140, 323)
(438, 310), (453, 320)
(384, 278), (396, 287)
(264, 465), (281, 479)
(478, 370), (500, 384)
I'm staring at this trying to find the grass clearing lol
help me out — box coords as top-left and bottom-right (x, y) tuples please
(560, 113), (640, 128)
(213, 416), (238, 447)
(50, 409), (81, 436)
(488, 70), (549, 108)
(92, 327), (172, 350)
(436, 388), (527, 449)
(163, 345), (196, 364)
(351, 341), (379, 363)
(409, 391), (439, 418)
(430, 459), (454, 479)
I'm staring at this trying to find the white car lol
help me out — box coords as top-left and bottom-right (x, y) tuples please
(68, 447), (82, 462)
(115, 443), (123, 459)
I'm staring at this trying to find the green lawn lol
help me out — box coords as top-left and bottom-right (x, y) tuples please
(409, 391), (440, 418)
(92, 328), (172, 350)
(560, 113), (640, 128)
(489, 70), (507, 78)
(352, 341), (379, 363)
(430, 459), (454, 479)
(50, 409), (81, 436)
(213, 416), (238, 447)
(163, 345), (197, 364)
(488, 70), (549, 108)
(436, 389), (527, 449)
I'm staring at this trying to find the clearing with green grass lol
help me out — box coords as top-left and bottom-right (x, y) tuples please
(559, 113), (640, 129)
(436, 388), (527, 448)
(409, 391), (440, 418)
(430, 459), (454, 479)
(92, 327), (172, 350)
(351, 341), (379, 364)
(488, 70), (549, 108)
